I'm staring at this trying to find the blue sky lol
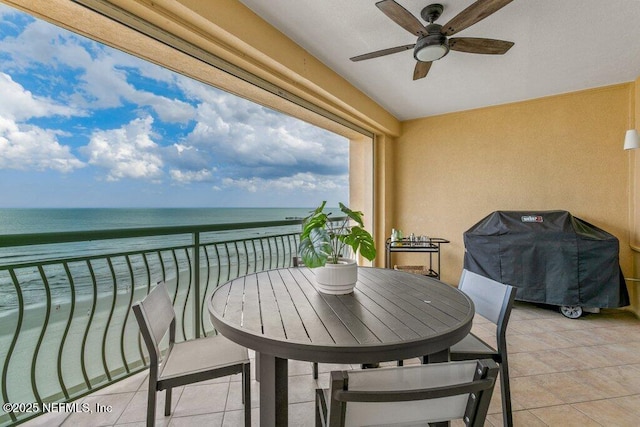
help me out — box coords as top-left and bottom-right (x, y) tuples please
(0, 4), (349, 208)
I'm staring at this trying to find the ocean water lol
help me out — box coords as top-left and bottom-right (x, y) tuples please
(0, 207), (336, 309)
(0, 207), (317, 235)
(0, 207), (329, 261)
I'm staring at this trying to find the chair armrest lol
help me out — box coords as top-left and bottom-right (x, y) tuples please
(333, 378), (495, 403)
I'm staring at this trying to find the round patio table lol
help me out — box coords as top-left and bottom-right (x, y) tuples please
(208, 266), (474, 427)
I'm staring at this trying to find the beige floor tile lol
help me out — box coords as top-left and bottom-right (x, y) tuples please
(221, 407), (259, 427)
(509, 351), (559, 376)
(487, 409), (547, 427)
(557, 344), (618, 369)
(224, 378), (250, 412)
(610, 394), (640, 418)
(63, 392), (134, 426)
(288, 359), (316, 376)
(509, 376), (565, 409)
(573, 399), (640, 426)
(510, 317), (567, 335)
(536, 349), (586, 372)
(116, 387), (183, 424)
(171, 382), (229, 418)
(20, 408), (70, 427)
(571, 366), (640, 397)
(530, 371), (607, 403)
(288, 401), (315, 427)
(599, 342), (640, 364)
(554, 327), (614, 346)
(508, 331), (575, 353)
(538, 330), (584, 349)
(529, 404), (601, 426)
(168, 412), (224, 426)
(288, 374), (319, 404)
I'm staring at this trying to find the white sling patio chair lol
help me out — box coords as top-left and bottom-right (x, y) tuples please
(449, 269), (517, 427)
(132, 282), (251, 427)
(315, 359), (498, 427)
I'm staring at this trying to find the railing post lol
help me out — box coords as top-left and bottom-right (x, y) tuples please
(193, 231), (201, 339)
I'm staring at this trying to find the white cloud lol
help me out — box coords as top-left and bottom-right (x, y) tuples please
(1, 19), (196, 123)
(0, 72), (83, 120)
(221, 173), (347, 193)
(0, 115), (85, 172)
(83, 116), (163, 181)
(170, 168), (213, 184)
(181, 86), (348, 178)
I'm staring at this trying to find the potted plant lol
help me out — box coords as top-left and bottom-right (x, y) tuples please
(299, 201), (376, 294)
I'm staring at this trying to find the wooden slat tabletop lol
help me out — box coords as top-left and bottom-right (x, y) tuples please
(208, 267), (474, 364)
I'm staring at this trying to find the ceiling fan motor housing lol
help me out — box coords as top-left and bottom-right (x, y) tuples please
(414, 24), (449, 62)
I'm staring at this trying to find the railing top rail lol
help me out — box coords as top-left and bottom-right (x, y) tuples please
(0, 216), (347, 248)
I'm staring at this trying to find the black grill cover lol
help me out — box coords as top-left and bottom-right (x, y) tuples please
(463, 210), (629, 308)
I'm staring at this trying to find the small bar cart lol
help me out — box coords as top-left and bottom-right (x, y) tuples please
(385, 237), (450, 279)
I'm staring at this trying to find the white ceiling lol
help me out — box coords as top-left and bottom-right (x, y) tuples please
(238, 0), (640, 121)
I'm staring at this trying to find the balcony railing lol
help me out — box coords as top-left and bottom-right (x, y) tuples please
(0, 218), (333, 426)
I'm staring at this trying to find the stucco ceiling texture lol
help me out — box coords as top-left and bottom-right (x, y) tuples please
(239, 0), (640, 120)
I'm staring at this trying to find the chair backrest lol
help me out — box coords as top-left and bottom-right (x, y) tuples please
(459, 269), (516, 327)
(132, 282), (176, 365)
(328, 359), (498, 427)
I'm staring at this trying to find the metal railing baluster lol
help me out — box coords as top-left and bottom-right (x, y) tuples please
(193, 232), (200, 339)
(182, 248), (192, 341)
(200, 245), (212, 337)
(58, 262), (75, 400)
(213, 244), (221, 289)
(170, 250), (180, 304)
(102, 258), (118, 379)
(80, 260), (97, 390)
(120, 255), (135, 374)
(2, 270), (23, 423)
(31, 266), (51, 406)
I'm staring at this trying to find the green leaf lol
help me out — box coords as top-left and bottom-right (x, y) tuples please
(339, 202), (364, 227)
(339, 226), (377, 261)
(299, 227), (332, 268)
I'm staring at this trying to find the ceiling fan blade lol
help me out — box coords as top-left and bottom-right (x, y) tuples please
(441, 0), (513, 36)
(413, 61), (432, 80)
(350, 44), (415, 61)
(449, 37), (514, 54)
(376, 0), (427, 36)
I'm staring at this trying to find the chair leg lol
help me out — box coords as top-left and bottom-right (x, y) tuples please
(499, 361), (513, 427)
(146, 385), (156, 427)
(313, 362), (319, 379)
(243, 363), (251, 426)
(164, 387), (172, 416)
(315, 389), (328, 427)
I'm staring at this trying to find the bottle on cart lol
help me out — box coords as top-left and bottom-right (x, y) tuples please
(391, 229), (403, 246)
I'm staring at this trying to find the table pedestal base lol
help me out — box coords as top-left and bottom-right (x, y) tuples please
(259, 353), (288, 427)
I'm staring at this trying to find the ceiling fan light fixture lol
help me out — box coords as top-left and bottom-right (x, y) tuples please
(414, 34), (449, 62)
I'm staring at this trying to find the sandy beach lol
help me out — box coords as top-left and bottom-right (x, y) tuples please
(0, 268), (220, 409)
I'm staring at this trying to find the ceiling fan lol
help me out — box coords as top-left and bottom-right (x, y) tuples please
(351, 0), (515, 80)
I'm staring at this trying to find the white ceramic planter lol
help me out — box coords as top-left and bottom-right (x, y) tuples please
(314, 259), (358, 295)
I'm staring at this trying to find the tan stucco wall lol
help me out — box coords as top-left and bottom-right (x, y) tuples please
(393, 84), (634, 301)
(629, 77), (640, 314)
